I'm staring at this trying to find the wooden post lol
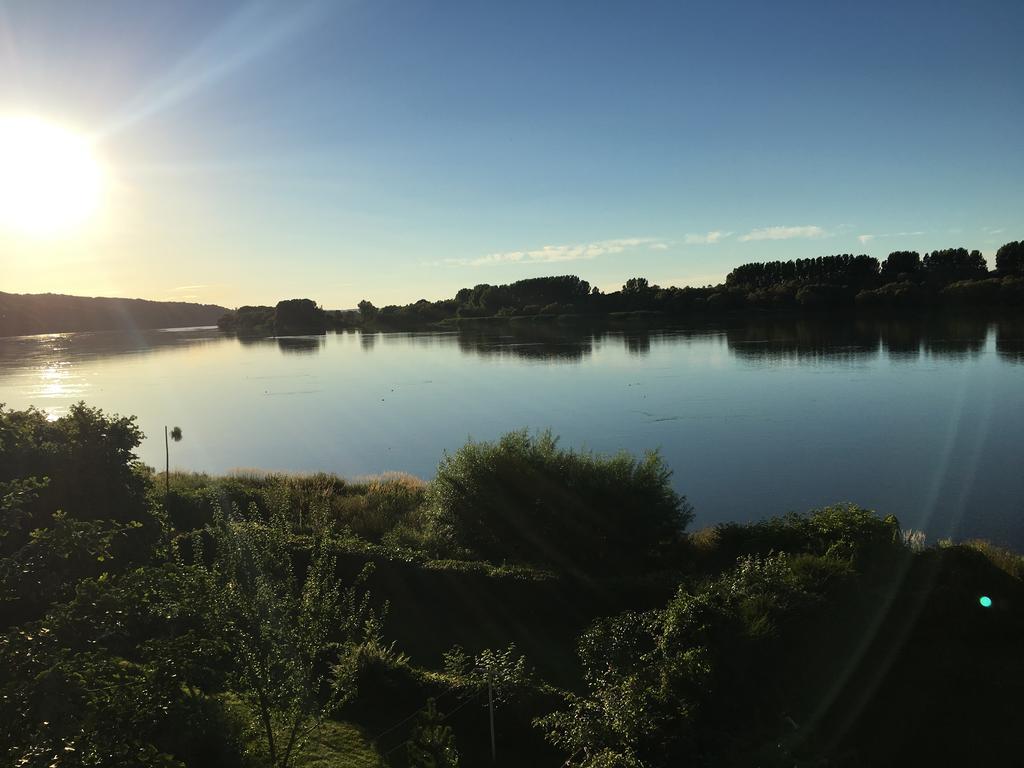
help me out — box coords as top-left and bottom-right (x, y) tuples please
(164, 425), (170, 500)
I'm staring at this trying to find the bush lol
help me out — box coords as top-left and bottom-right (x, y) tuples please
(0, 402), (151, 530)
(856, 281), (928, 309)
(539, 551), (839, 767)
(426, 430), (691, 573)
(702, 504), (901, 572)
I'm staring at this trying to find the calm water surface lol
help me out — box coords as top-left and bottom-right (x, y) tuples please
(2, 318), (1023, 547)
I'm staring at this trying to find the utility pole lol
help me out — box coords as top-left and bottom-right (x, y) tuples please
(164, 426), (182, 506)
(487, 670), (496, 764)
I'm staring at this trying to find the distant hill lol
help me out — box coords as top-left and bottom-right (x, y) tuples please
(0, 291), (229, 337)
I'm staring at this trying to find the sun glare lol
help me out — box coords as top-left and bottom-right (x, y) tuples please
(0, 115), (104, 237)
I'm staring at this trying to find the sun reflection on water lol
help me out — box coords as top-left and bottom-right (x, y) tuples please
(32, 362), (89, 418)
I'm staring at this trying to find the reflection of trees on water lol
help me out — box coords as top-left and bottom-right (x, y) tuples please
(919, 316), (989, 360)
(875, 319), (924, 362)
(996, 318), (1024, 364)
(725, 316), (1001, 364)
(624, 332), (651, 356)
(6, 317), (1023, 368)
(276, 336), (324, 354)
(234, 334), (326, 355)
(359, 331), (378, 351)
(454, 326), (597, 362)
(726, 318), (880, 364)
(441, 317), (1024, 364)
(235, 335), (275, 350)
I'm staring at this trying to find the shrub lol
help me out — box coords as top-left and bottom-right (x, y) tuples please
(856, 281), (928, 309)
(540, 550), (859, 767)
(0, 402), (151, 530)
(704, 504), (901, 571)
(426, 430), (691, 573)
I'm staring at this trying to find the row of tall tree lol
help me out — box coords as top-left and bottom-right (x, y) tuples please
(724, 245), (1024, 290)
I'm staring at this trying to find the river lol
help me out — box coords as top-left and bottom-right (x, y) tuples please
(2, 316), (1022, 547)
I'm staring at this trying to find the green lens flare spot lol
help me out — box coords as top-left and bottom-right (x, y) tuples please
(979, 595), (992, 608)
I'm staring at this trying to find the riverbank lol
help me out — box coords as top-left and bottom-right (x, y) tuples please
(3, 404), (1022, 766)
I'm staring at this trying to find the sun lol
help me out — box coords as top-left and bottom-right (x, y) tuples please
(0, 115), (104, 237)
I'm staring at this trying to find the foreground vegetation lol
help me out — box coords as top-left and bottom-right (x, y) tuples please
(2, 404), (1022, 766)
(217, 241), (1024, 334)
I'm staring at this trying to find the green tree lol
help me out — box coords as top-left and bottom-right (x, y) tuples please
(922, 248), (988, 285)
(273, 299), (327, 333)
(406, 698), (460, 768)
(880, 250), (922, 282)
(200, 485), (373, 768)
(0, 562), (242, 768)
(995, 240), (1024, 277)
(538, 553), (826, 768)
(0, 402), (150, 528)
(357, 300), (379, 322)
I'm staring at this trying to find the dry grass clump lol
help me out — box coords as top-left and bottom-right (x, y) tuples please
(331, 473), (427, 542)
(962, 538), (1024, 580)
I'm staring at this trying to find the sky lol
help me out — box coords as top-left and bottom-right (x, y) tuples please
(1, 0), (1022, 309)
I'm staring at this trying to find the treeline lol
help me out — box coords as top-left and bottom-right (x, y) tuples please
(350, 239), (1024, 326)
(724, 244), (1024, 311)
(0, 291), (228, 337)
(218, 239), (1024, 335)
(216, 298), (330, 335)
(2, 404), (1023, 766)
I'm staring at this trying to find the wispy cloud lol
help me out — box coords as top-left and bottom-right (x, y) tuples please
(857, 230), (925, 245)
(171, 284), (210, 292)
(684, 230), (731, 245)
(738, 225), (826, 242)
(443, 237), (667, 267)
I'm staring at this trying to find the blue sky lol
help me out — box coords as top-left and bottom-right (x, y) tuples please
(1, 0), (1022, 307)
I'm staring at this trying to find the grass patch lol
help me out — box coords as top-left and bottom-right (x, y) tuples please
(292, 721), (384, 768)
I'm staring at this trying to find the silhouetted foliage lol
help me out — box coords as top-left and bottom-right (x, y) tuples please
(922, 247), (988, 285)
(543, 506), (1024, 766)
(217, 299), (329, 335)
(856, 280), (927, 309)
(218, 304), (275, 333)
(726, 254), (880, 289)
(357, 299), (379, 321)
(880, 250), (922, 282)
(0, 292), (226, 336)
(273, 298), (327, 334)
(425, 430), (691, 574)
(995, 240), (1024, 277)
(0, 402), (155, 541)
